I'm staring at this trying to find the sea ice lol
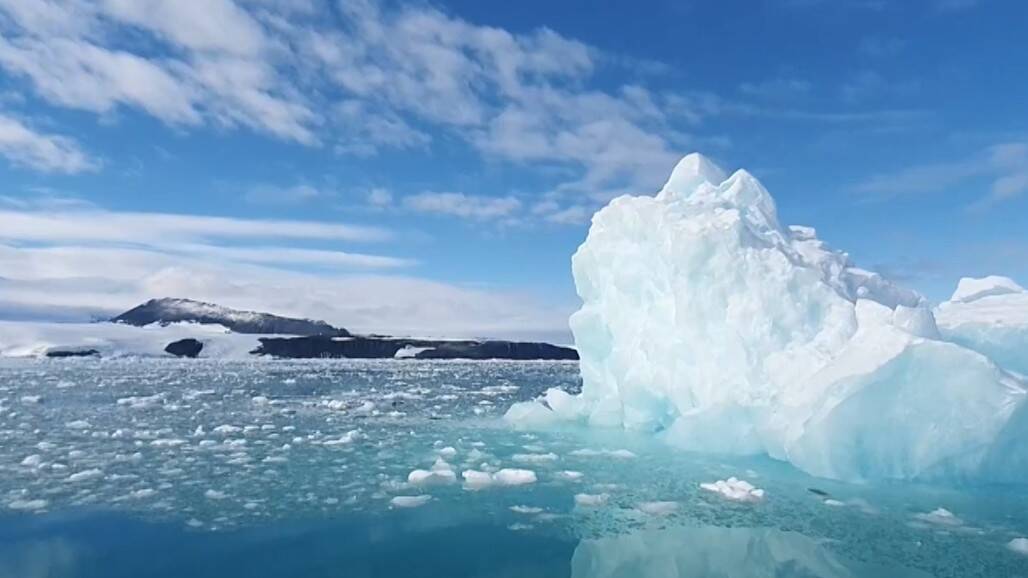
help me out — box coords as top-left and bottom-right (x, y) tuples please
(700, 478), (765, 502)
(1008, 538), (1028, 556)
(507, 153), (1028, 483)
(390, 495), (432, 508)
(574, 493), (609, 507)
(461, 468), (537, 490)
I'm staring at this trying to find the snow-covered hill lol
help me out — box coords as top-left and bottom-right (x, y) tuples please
(111, 298), (347, 336)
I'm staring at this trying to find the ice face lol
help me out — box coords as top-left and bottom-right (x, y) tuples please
(506, 153), (1028, 483)
(935, 277), (1028, 376)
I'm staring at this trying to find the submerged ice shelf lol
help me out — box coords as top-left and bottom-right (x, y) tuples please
(507, 153), (1028, 484)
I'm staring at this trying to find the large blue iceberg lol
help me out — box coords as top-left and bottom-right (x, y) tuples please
(507, 154), (1028, 483)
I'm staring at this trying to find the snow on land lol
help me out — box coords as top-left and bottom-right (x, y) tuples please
(506, 153), (1028, 484)
(0, 320), (264, 358)
(700, 478), (765, 503)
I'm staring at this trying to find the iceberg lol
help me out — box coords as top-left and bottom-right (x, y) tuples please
(507, 153), (1028, 483)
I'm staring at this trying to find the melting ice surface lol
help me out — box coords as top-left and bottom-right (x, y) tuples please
(507, 153), (1028, 484)
(2, 359), (1028, 577)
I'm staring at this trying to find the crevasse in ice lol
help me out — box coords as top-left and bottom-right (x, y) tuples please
(506, 153), (1028, 483)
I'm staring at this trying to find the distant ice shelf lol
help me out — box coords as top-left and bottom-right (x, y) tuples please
(507, 153), (1028, 484)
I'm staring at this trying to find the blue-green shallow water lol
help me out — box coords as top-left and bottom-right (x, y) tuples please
(1, 359), (1027, 577)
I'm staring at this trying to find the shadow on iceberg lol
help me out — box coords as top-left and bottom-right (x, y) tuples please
(506, 152), (1028, 484)
(571, 525), (930, 578)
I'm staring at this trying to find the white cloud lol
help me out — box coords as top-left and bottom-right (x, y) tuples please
(0, 206), (390, 244)
(852, 141), (1028, 207)
(0, 113), (97, 173)
(244, 183), (331, 205)
(404, 191), (522, 221)
(367, 187), (393, 207)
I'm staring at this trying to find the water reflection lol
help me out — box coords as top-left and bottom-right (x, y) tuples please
(571, 525), (932, 578)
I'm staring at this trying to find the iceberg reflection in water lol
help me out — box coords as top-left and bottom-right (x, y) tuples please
(572, 525), (929, 578)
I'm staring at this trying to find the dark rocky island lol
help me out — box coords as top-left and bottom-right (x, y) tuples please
(113, 298), (347, 336)
(104, 297), (576, 361)
(251, 336), (578, 360)
(165, 338), (204, 358)
(45, 348), (100, 358)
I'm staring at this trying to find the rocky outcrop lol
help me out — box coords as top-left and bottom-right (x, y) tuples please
(45, 348), (100, 358)
(165, 338), (203, 358)
(112, 298), (347, 336)
(251, 336), (578, 361)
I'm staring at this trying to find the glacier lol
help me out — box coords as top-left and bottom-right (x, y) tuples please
(506, 153), (1028, 483)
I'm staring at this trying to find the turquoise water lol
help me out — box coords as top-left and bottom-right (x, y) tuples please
(1, 359), (1026, 577)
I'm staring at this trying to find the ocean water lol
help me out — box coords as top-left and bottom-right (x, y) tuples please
(1, 359), (1026, 578)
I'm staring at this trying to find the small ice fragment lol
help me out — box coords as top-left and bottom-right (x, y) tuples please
(510, 505), (544, 515)
(913, 508), (962, 526)
(213, 425), (241, 435)
(512, 453), (558, 464)
(638, 501), (678, 515)
(461, 470), (494, 490)
(1008, 538), (1028, 556)
(574, 493), (609, 507)
(67, 468), (102, 482)
(65, 420), (90, 430)
(129, 488), (156, 499)
(20, 395), (41, 404)
(437, 446), (457, 459)
(252, 396), (269, 405)
(824, 499), (845, 507)
(555, 470), (584, 482)
(390, 495), (431, 508)
(699, 477), (764, 502)
(20, 454), (43, 468)
(205, 489), (227, 500)
(408, 469), (457, 486)
(493, 469), (537, 486)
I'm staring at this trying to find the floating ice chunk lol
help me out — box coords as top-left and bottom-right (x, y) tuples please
(506, 153), (1028, 483)
(20, 395), (41, 404)
(437, 446), (458, 459)
(20, 454), (43, 468)
(323, 429), (362, 446)
(555, 470), (584, 482)
(67, 468), (103, 483)
(461, 468), (536, 490)
(8, 498), (48, 511)
(213, 425), (241, 435)
(129, 488), (157, 499)
(574, 493), (609, 507)
(637, 501), (678, 515)
(390, 495), (431, 508)
(823, 499), (845, 507)
(150, 438), (187, 447)
(700, 478), (764, 502)
(510, 505), (544, 514)
(512, 453), (558, 464)
(569, 449), (636, 459)
(913, 508), (962, 526)
(408, 459), (457, 486)
(1008, 538), (1028, 556)
(65, 420), (90, 430)
(951, 276), (1024, 303)
(205, 489), (227, 500)
(252, 396), (269, 405)
(494, 469), (537, 486)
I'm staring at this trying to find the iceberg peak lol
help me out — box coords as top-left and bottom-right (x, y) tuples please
(658, 153), (727, 199)
(508, 152), (1028, 484)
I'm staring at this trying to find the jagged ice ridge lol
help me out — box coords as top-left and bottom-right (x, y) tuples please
(507, 153), (1028, 483)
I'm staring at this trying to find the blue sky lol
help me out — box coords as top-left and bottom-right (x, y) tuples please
(0, 0), (1025, 340)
